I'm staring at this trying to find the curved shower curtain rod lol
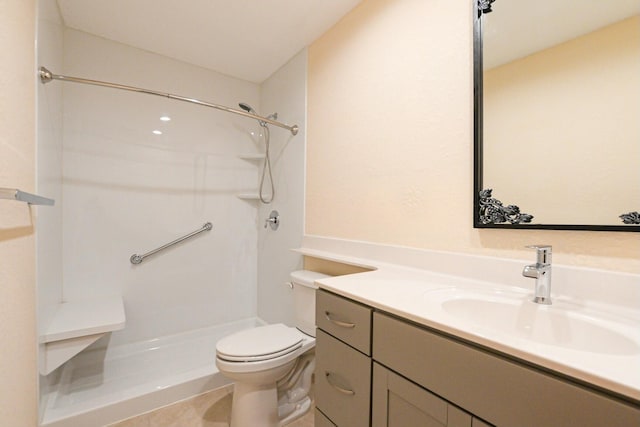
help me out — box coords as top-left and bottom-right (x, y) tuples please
(38, 66), (299, 135)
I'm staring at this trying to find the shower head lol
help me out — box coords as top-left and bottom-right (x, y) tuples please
(239, 103), (277, 119)
(238, 102), (256, 114)
(239, 102), (277, 126)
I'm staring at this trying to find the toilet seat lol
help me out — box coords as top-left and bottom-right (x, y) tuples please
(215, 324), (315, 374)
(216, 324), (303, 362)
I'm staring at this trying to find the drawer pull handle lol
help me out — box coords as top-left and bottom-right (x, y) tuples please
(325, 372), (355, 395)
(324, 311), (356, 328)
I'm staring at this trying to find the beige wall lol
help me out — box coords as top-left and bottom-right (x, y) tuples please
(306, 0), (640, 273)
(0, 0), (38, 425)
(484, 17), (640, 225)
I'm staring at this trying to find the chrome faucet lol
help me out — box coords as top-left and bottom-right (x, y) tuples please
(522, 245), (552, 305)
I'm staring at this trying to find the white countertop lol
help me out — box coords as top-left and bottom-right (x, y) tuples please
(297, 238), (640, 403)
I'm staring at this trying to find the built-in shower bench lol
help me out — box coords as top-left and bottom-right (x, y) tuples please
(41, 296), (125, 375)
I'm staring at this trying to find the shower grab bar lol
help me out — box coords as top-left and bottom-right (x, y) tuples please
(39, 67), (299, 135)
(0, 187), (55, 206)
(130, 222), (212, 265)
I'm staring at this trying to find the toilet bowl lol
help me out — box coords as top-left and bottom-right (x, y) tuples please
(215, 270), (330, 427)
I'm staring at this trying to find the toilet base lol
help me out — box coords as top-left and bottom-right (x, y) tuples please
(278, 396), (312, 426)
(230, 384), (312, 427)
(231, 381), (280, 427)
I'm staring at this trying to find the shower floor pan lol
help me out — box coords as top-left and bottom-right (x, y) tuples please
(42, 317), (262, 427)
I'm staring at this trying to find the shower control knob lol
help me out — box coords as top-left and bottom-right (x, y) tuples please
(264, 210), (280, 230)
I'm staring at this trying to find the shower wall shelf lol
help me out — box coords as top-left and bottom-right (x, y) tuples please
(0, 187), (55, 205)
(237, 156), (264, 200)
(238, 154), (265, 161)
(41, 296), (125, 375)
(237, 193), (261, 200)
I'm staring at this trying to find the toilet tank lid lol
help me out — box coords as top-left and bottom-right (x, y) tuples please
(290, 270), (331, 289)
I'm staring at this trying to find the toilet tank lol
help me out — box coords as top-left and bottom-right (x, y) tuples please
(290, 270), (331, 337)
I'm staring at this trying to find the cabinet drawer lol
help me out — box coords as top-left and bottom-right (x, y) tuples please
(316, 289), (371, 355)
(316, 329), (371, 427)
(373, 312), (640, 427)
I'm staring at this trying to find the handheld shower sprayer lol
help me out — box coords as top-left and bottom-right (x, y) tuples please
(238, 102), (256, 115)
(239, 102), (276, 204)
(238, 103), (277, 125)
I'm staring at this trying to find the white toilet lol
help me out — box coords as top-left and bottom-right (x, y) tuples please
(216, 270), (330, 427)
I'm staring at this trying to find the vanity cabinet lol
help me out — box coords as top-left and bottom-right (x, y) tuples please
(373, 312), (640, 427)
(315, 289), (640, 427)
(373, 362), (490, 427)
(315, 290), (372, 427)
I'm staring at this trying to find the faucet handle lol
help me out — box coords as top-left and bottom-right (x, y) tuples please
(525, 245), (552, 264)
(264, 210), (280, 230)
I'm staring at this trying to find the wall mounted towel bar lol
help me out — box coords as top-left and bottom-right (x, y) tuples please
(0, 188), (55, 206)
(130, 222), (212, 265)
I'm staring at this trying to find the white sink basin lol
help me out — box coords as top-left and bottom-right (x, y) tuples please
(426, 287), (640, 355)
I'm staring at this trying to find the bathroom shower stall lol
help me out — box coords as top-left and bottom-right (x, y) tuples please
(36, 1), (307, 425)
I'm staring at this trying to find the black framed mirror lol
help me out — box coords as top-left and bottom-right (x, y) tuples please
(473, 0), (640, 231)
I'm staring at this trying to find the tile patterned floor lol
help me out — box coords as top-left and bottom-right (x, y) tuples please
(108, 385), (314, 427)
(287, 409), (314, 427)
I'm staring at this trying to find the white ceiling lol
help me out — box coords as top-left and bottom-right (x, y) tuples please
(57, 0), (362, 83)
(483, 0), (640, 69)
